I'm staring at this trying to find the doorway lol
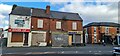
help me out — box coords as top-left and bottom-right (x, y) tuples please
(23, 32), (29, 46)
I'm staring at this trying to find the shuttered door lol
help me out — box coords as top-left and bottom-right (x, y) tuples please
(31, 33), (45, 46)
(11, 32), (23, 42)
(75, 34), (81, 43)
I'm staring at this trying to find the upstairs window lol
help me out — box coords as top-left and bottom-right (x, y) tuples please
(94, 27), (97, 33)
(117, 28), (120, 33)
(56, 21), (61, 29)
(105, 27), (109, 33)
(37, 19), (43, 28)
(72, 22), (77, 30)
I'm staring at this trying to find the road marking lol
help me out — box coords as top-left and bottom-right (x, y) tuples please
(89, 51), (92, 52)
(51, 47), (63, 48)
(98, 51), (101, 52)
(61, 51), (64, 53)
(76, 51), (78, 53)
(94, 53), (101, 54)
(26, 52), (31, 54)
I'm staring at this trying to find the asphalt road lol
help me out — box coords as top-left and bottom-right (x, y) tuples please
(1, 44), (114, 56)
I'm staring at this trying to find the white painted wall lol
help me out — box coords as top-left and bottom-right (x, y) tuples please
(28, 33), (32, 46)
(7, 32), (32, 47)
(7, 32), (24, 47)
(9, 15), (31, 29)
(7, 14), (32, 47)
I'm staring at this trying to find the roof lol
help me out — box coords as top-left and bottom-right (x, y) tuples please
(10, 5), (82, 21)
(84, 22), (120, 28)
(10, 6), (31, 16)
(50, 11), (82, 20)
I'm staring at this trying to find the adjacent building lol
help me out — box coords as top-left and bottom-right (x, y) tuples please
(83, 22), (120, 44)
(7, 5), (83, 47)
(0, 28), (3, 38)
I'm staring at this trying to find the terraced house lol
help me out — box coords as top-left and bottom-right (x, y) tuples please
(7, 5), (83, 47)
(83, 22), (120, 44)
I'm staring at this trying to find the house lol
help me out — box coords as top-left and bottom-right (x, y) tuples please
(7, 5), (83, 47)
(0, 28), (3, 38)
(7, 5), (31, 47)
(83, 22), (120, 44)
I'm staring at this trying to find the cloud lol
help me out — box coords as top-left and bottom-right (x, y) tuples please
(58, 2), (118, 25)
(0, 4), (12, 29)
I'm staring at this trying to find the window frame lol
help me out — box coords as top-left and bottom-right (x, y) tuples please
(37, 19), (43, 28)
(56, 21), (61, 29)
(72, 22), (77, 30)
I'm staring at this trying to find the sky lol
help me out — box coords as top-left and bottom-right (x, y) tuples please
(0, 0), (119, 29)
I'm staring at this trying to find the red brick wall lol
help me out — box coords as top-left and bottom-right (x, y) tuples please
(31, 17), (83, 44)
(31, 17), (50, 31)
(31, 17), (83, 31)
(84, 26), (118, 44)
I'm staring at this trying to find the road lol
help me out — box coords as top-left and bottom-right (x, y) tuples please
(2, 44), (113, 56)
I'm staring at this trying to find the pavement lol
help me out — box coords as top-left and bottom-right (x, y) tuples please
(1, 44), (114, 56)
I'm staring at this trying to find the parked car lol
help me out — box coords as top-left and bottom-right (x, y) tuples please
(113, 35), (120, 56)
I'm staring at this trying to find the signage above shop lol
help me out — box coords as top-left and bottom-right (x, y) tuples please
(8, 28), (30, 32)
(68, 31), (82, 34)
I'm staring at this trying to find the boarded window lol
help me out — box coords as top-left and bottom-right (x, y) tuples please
(72, 22), (77, 30)
(37, 19), (43, 28)
(11, 32), (23, 42)
(56, 21), (61, 29)
(31, 33), (46, 46)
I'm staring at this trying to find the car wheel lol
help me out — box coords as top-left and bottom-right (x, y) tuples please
(113, 53), (116, 56)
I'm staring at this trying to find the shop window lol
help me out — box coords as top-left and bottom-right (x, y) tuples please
(11, 32), (23, 42)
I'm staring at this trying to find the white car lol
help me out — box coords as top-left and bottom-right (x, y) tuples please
(113, 46), (120, 56)
(112, 35), (120, 56)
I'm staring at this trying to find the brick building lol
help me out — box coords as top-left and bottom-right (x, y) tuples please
(83, 22), (120, 44)
(7, 5), (83, 47)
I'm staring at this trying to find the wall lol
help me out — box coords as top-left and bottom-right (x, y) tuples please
(84, 26), (118, 44)
(52, 32), (68, 46)
(10, 15), (31, 29)
(31, 17), (83, 31)
(7, 32), (24, 47)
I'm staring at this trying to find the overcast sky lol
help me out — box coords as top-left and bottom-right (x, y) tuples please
(0, 0), (119, 29)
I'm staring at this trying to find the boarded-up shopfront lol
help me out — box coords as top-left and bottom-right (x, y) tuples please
(31, 31), (47, 46)
(52, 32), (68, 47)
(68, 31), (83, 46)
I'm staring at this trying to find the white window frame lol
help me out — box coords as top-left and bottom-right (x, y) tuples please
(37, 19), (43, 28)
(94, 36), (97, 43)
(94, 27), (96, 34)
(56, 21), (61, 29)
(72, 22), (77, 30)
(105, 27), (109, 33)
(85, 28), (87, 34)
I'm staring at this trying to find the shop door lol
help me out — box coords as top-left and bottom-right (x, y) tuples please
(23, 33), (29, 46)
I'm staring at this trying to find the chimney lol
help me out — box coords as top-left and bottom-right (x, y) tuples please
(12, 4), (17, 10)
(46, 5), (50, 14)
